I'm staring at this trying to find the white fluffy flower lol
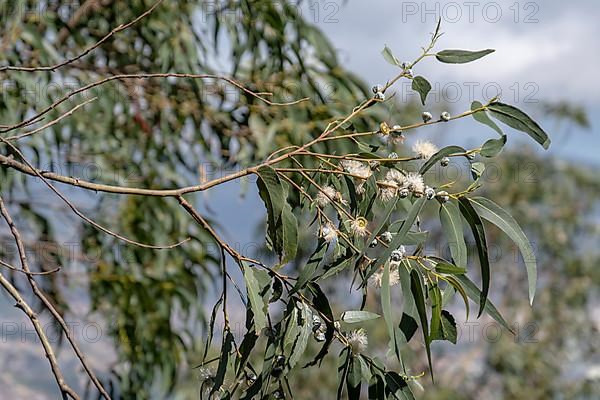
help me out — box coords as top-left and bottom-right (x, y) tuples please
(315, 185), (338, 207)
(341, 160), (372, 180)
(355, 181), (366, 195)
(350, 217), (369, 237)
(412, 140), (439, 160)
(385, 169), (405, 185)
(368, 264), (401, 288)
(198, 367), (215, 383)
(381, 231), (393, 243)
(404, 172), (425, 194)
(346, 328), (368, 353)
(378, 180), (398, 202)
(320, 222), (338, 243)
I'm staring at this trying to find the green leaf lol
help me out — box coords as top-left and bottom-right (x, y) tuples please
(420, 145), (466, 174)
(469, 197), (537, 304)
(288, 303), (312, 369)
(429, 283), (443, 344)
(471, 162), (486, 180)
(281, 205), (298, 262)
(385, 371), (414, 400)
(456, 275), (514, 333)
(381, 262), (400, 361)
(346, 356), (362, 399)
(444, 275), (470, 320)
(434, 262), (466, 275)
(368, 374), (385, 399)
(412, 76), (432, 105)
(381, 45), (401, 66)
(481, 135), (507, 157)
(458, 198), (490, 317)
(243, 267), (270, 334)
(256, 168), (298, 262)
(431, 310), (457, 344)
(439, 202), (467, 268)
(341, 310), (381, 324)
(436, 49), (495, 64)
(410, 269), (433, 380)
(487, 102), (551, 149)
(471, 101), (503, 136)
(210, 330), (234, 395)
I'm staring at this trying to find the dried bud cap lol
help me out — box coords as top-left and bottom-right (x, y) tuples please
(388, 152), (399, 159)
(379, 121), (391, 135)
(440, 157), (450, 167)
(372, 84), (383, 94)
(441, 111), (451, 121)
(392, 125), (402, 132)
(422, 111), (433, 123)
(369, 239), (378, 248)
(374, 92), (386, 101)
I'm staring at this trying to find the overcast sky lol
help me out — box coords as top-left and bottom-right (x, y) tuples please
(300, 0), (600, 164)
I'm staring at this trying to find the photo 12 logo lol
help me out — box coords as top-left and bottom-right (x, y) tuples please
(401, 2), (540, 24)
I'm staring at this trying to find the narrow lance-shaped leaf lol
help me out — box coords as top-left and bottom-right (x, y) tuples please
(439, 201), (467, 268)
(458, 197), (490, 317)
(381, 262), (400, 362)
(469, 196), (538, 304)
(243, 266), (270, 334)
(487, 101), (551, 149)
(410, 269), (433, 381)
(436, 49), (495, 64)
(471, 100), (503, 136)
(341, 310), (381, 324)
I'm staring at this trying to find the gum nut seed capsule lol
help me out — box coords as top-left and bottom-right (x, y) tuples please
(374, 92), (386, 101)
(372, 84), (383, 94)
(275, 355), (286, 367)
(422, 111), (433, 122)
(369, 238), (378, 248)
(271, 366), (283, 377)
(392, 125), (402, 131)
(437, 190), (450, 203)
(273, 389), (285, 399)
(401, 62), (410, 70)
(440, 157), (450, 167)
(441, 111), (451, 121)
(246, 373), (257, 386)
(388, 152), (399, 159)
(314, 330), (326, 342)
(406, 68), (413, 76)
(390, 250), (402, 262)
(425, 187), (436, 200)
(399, 188), (410, 198)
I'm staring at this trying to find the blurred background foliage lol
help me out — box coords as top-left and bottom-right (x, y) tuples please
(0, 0), (597, 399)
